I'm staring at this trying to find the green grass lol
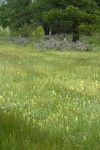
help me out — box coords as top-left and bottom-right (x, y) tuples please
(0, 43), (100, 150)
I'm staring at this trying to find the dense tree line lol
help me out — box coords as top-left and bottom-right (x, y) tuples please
(0, 0), (100, 42)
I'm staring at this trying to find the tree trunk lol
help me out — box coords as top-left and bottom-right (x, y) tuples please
(72, 20), (79, 43)
(43, 25), (49, 35)
(49, 28), (52, 35)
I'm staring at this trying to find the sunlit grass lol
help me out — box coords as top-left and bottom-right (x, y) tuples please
(0, 44), (100, 150)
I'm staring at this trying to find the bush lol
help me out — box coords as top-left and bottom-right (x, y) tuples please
(18, 24), (34, 38)
(0, 26), (11, 39)
(10, 24), (34, 38)
(33, 26), (45, 41)
(0, 26), (3, 37)
(7, 36), (32, 45)
(34, 35), (91, 51)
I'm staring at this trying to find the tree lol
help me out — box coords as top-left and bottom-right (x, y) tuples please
(0, 0), (99, 39)
(42, 0), (99, 42)
(42, 9), (64, 35)
(0, 3), (10, 27)
(29, 0), (53, 34)
(94, 0), (100, 7)
(64, 4), (98, 42)
(0, 0), (33, 36)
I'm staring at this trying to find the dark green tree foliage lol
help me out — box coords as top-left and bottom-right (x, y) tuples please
(30, 0), (53, 25)
(94, 0), (100, 7)
(0, 3), (9, 27)
(0, 0), (33, 36)
(42, 0), (99, 42)
(63, 1), (98, 42)
(0, 0), (100, 40)
(42, 9), (63, 34)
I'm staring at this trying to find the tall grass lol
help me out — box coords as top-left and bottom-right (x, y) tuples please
(0, 44), (100, 150)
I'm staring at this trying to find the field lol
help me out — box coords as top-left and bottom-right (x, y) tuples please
(0, 43), (100, 150)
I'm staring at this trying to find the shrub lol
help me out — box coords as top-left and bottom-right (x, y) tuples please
(33, 26), (45, 42)
(10, 24), (34, 38)
(0, 26), (3, 37)
(0, 26), (11, 39)
(18, 24), (34, 38)
(8, 36), (32, 45)
(34, 35), (91, 51)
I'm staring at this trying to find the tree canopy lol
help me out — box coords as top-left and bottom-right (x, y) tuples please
(0, 0), (100, 41)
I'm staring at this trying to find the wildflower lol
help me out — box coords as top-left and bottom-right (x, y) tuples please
(0, 95), (3, 99)
(10, 91), (13, 97)
(66, 126), (69, 132)
(80, 80), (84, 83)
(83, 136), (86, 140)
(89, 121), (91, 125)
(52, 90), (56, 95)
(75, 116), (78, 122)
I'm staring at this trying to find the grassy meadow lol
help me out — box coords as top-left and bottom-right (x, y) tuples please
(0, 43), (100, 150)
